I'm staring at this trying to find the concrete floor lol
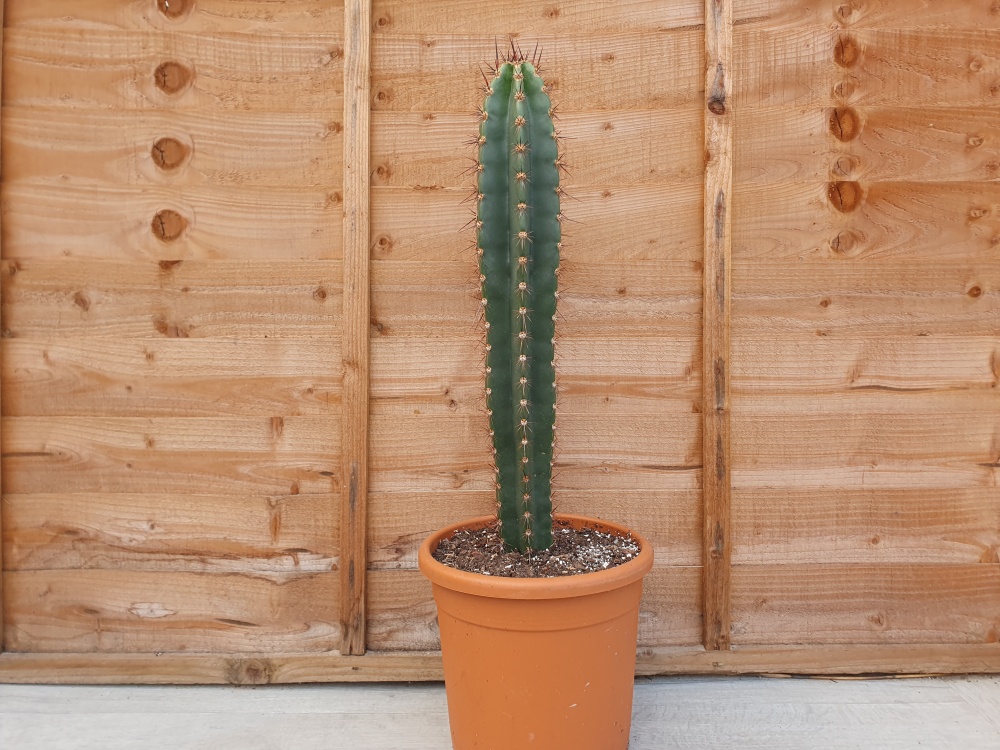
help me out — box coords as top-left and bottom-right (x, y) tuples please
(1, 676), (998, 749)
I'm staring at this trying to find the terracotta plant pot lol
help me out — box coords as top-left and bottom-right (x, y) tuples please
(418, 513), (654, 750)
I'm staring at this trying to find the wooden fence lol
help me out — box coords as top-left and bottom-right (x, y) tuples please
(0, 0), (997, 683)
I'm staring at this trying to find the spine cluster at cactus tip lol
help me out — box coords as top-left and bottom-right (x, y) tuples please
(472, 50), (563, 553)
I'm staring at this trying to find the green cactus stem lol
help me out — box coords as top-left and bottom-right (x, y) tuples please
(475, 54), (561, 553)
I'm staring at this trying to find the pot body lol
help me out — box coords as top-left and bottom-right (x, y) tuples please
(418, 514), (654, 750)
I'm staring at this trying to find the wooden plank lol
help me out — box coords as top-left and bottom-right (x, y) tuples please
(736, 107), (1000, 184)
(371, 32), (704, 113)
(1, 258), (342, 339)
(2, 184), (343, 261)
(703, 0), (734, 652)
(372, 0), (703, 35)
(2, 339), (342, 417)
(340, 0), (371, 657)
(368, 489), (702, 568)
(3, 570), (340, 653)
(1, 416), (341, 496)
(366, 567), (703, 651)
(2, 107), (344, 187)
(371, 110), (703, 189)
(6, 0), (345, 33)
(371, 185), (702, 262)
(732, 487), (1000, 565)
(733, 0), (1000, 31)
(2, 492), (338, 573)
(732, 182), (1000, 262)
(1, 0), (6, 655)
(2, 29), (345, 111)
(2, 645), (1000, 684)
(731, 335), (998, 394)
(731, 564), (1000, 645)
(371, 260), (702, 339)
(732, 28), (1000, 109)
(368, 413), (701, 493)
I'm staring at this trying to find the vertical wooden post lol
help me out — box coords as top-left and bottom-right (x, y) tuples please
(0, 0), (6, 654)
(702, 0), (733, 651)
(340, 0), (371, 656)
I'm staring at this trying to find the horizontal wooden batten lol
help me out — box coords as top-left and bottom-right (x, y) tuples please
(371, 185), (702, 263)
(732, 28), (1000, 108)
(732, 487), (1000, 566)
(371, 110), (703, 189)
(3, 107), (344, 188)
(2, 184), (343, 261)
(2, 416), (340, 496)
(366, 567), (703, 651)
(731, 564), (1000, 646)
(6, 0), (346, 33)
(370, 33), (704, 113)
(732, 182), (1000, 262)
(736, 107), (1000, 184)
(372, 0), (704, 35)
(2, 492), (338, 573)
(368, 489), (702, 568)
(3, 30), (345, 111)
(3, 644), (999, 684)
(4, 569), (341, 653)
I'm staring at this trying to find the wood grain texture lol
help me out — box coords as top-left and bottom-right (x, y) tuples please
(2, 107), (344, 187)
(703, 0), (734, 652)
(3, 569), (341, 653)
(733, 487), (1000, 565)
(1, 0), (6, 655)
(731, 564), (1000, 645)
(1, 259), (342, 339)
(2, 417), (340, 496)
(370, 32), (704, 113)
(2, 29), (345, 111)
(340, 0), (371, 657)
(367, 567), (703, 651)
(2, 184), (343, 261)
(2, 492), (338, 574)
(6, 0), (345, 33)
(371, 186), (702, 263)
(734, 0), (1000, 31)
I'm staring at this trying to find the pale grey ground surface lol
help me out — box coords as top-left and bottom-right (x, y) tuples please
(1, 676), (998, 749)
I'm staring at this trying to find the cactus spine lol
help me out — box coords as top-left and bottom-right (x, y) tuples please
(475, 54), (560, 553)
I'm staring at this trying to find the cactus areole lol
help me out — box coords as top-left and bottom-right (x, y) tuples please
(476, 55), (561, 553)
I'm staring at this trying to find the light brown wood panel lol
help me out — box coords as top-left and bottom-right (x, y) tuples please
(731, 564), (1000, 645)
(368, 489), (702, 568)
(733, 260), (998, 336)
(4, 569), (340, 653)
(2, 29), (344, 111)
(737, 107), (1000, 184)
(2, 107), (343, 187)
(2, 416), (340, 496)
(368, 412), (701, 494)
(732, 182), (1000, 261)
(6, 0), (344, 33)
(371, 260), (701, 338)
(2, 184), (342, 261)
(734, 390), (1000, 417)
(366, 566), (703, 650)
(732, 335), (998, 393)
(373, 0), (703, 35)
(371, 185), (702, 262)
(2, 339), (340, 417)
(732, 487), (1000, 565)
(732, 28), (1000, 109)
(1, 259), (341, 339)
(371, 32), (704, 113)
(2, 492), (337, 573)
(734, 0), (1000, 31)
(371, 337), (700, 412)
(371, 109), (703, 189)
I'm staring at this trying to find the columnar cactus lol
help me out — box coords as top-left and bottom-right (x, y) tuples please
(473, 50), (562, 552)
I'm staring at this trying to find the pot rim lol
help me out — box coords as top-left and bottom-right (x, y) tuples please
(418, 513), (654, 600)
